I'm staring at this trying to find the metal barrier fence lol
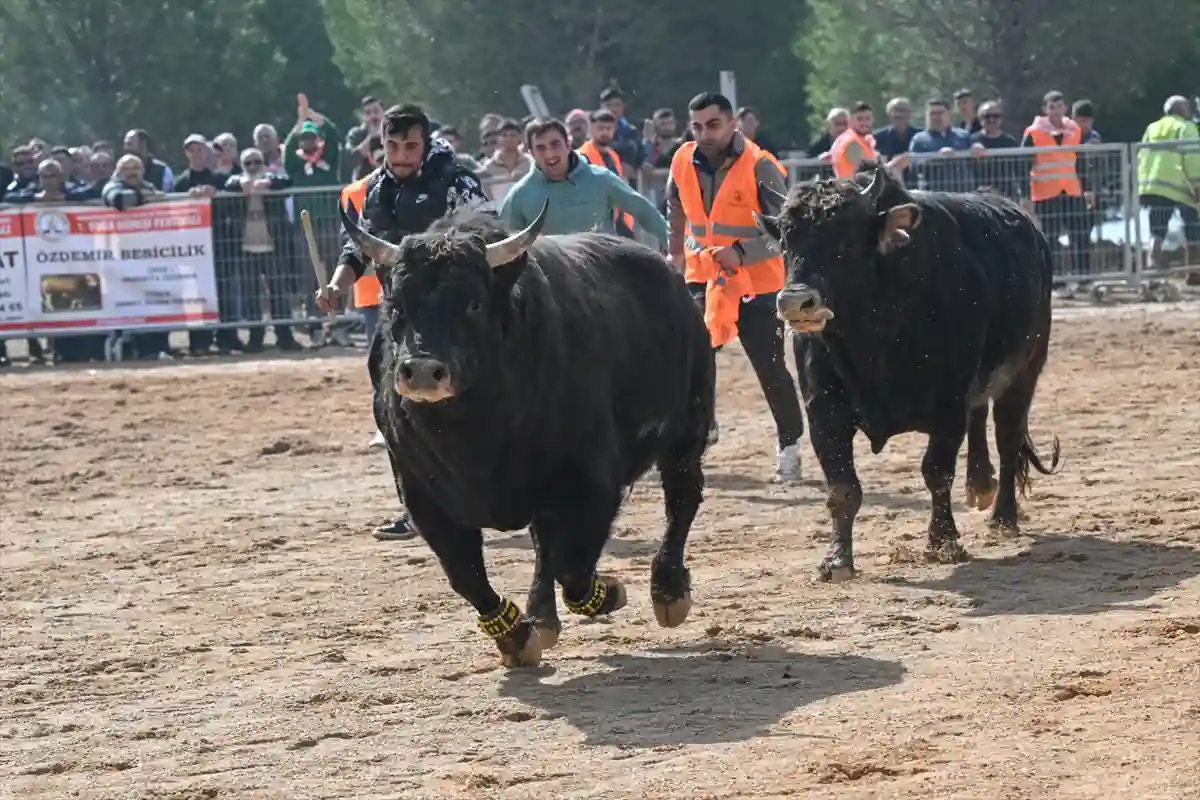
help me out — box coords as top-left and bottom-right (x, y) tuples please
(1, 142), (1196, 361)
(638, 142), (1197, 285)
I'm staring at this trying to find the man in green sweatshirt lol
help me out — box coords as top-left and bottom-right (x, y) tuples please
(283, 96), (342, 234)
(283, 93), (345, 344)
(499, 118), (667, 245)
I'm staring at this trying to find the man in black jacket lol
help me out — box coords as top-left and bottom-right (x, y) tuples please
(315, 103), (490, 540)
(122, 129), (174, 191)
(175, 134), (233, 355)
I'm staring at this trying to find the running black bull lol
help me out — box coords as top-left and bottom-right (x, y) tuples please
(343, 199), (716, 666)
(755, 161), (1061, 582)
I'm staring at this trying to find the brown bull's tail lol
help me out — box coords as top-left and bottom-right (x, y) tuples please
(1016, 432), (1062, 498)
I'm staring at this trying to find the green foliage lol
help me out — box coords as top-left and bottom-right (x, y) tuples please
(799, 0), (932, 135)
(321, 0), (812, 146)
(0, 0), (1192, 165)
(0, 0), (352, 155)
(802, 0), (1198, 141)
(1, 0), (814, 157)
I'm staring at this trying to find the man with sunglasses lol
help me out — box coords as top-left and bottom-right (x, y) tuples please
(970, 101), (1022, 199)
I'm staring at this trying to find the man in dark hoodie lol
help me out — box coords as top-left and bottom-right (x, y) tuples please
(313, 103), (490, 541)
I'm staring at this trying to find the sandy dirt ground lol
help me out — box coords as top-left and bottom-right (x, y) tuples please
(2, 306), (1198, 800)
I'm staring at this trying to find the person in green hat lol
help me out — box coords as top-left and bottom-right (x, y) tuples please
(284, 93), (341, 188)
(283, 93), (346, 345)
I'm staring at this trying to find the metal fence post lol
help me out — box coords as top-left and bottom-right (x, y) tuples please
(1128, 142), (1144, 287)
(1121, 143), (1137, 286)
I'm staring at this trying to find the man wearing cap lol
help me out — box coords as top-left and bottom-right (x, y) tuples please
(175, 134), (239, 355)
(284, 93), (345, 346)
(1137, 95), (1200, 280)
(175, 134), (228, 197)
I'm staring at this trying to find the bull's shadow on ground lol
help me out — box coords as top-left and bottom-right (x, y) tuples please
(891, 531), (1200, 616)
(498, 643), (905, 747)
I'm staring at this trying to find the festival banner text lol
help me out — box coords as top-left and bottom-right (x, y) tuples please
(0, 200), (219, 335)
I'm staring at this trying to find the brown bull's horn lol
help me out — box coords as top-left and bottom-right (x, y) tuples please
(340, 200), (403, 266)
(485, 198), (550, 268)
(758, 181), (789, 207)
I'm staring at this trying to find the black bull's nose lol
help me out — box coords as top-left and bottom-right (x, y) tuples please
(777, 286), (822, 315)
(399, 357), (450, 391)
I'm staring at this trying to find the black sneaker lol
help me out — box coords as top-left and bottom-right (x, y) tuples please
(372, 515), (419, 541)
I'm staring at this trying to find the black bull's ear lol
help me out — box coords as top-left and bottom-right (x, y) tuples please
(877, 202), (922, 254)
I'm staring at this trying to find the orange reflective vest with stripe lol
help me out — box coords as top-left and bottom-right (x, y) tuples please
(341, 177), (380, 308)
(577, 140), (635, 233)
(1024, 124), (1082, 201)
(668, 138), (787, 347)
(831, 129), (877, 178)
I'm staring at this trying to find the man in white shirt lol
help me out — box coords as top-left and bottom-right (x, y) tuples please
(479, 118), (533, 202)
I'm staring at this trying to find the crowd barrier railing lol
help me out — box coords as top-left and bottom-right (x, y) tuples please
(1, 143), (1196, 356)
(635, 141), (1195, 285)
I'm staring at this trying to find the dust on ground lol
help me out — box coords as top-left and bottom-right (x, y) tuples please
(1, 307), (1198, 799)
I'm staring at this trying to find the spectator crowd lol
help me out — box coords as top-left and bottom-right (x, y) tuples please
(3, 86), (1198, 368)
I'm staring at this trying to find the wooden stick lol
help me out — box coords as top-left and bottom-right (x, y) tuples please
(300, 209), (335, 321)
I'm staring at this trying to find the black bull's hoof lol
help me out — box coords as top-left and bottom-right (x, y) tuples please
(650, 560), (694, 628)
(652, 593), (693, 628)
(495, 620), (548, 668)
(819, 541), (856, 583)
(965, 478), (998, 511)
(478, 599), (546, 668)
(533, 618), (562, 650)
(925, 539), (971, 564)
(819, 558), (856, 583)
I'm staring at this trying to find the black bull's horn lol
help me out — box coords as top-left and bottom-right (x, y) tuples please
(760, 182), (788, 206)
(338, 198), (551, 269)
(482, 198), (550, 267)
(858, 162), (886, 199)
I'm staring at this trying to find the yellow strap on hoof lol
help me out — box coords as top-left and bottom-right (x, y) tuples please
(477, 598), (521, 638)
(564, 577), (608, 616)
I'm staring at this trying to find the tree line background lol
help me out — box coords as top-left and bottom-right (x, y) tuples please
(1, 0), (1197, 158)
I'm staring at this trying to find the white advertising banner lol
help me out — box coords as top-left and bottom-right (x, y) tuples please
(0, 209), (27, 332)
(0, 200), (218, 335)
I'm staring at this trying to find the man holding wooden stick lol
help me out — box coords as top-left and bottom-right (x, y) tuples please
(310, 103), (490, 541)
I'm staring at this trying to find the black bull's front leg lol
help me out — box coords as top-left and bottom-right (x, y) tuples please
(804, 381), (863, 582)
(401, 474), (548, 667)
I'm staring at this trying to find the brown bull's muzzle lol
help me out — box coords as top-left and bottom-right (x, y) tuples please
(395, 357), (456, 403)
(777, 286), (834, 334)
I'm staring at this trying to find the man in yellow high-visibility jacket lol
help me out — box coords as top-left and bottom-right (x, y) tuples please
(1137, 95), (1200, 280)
